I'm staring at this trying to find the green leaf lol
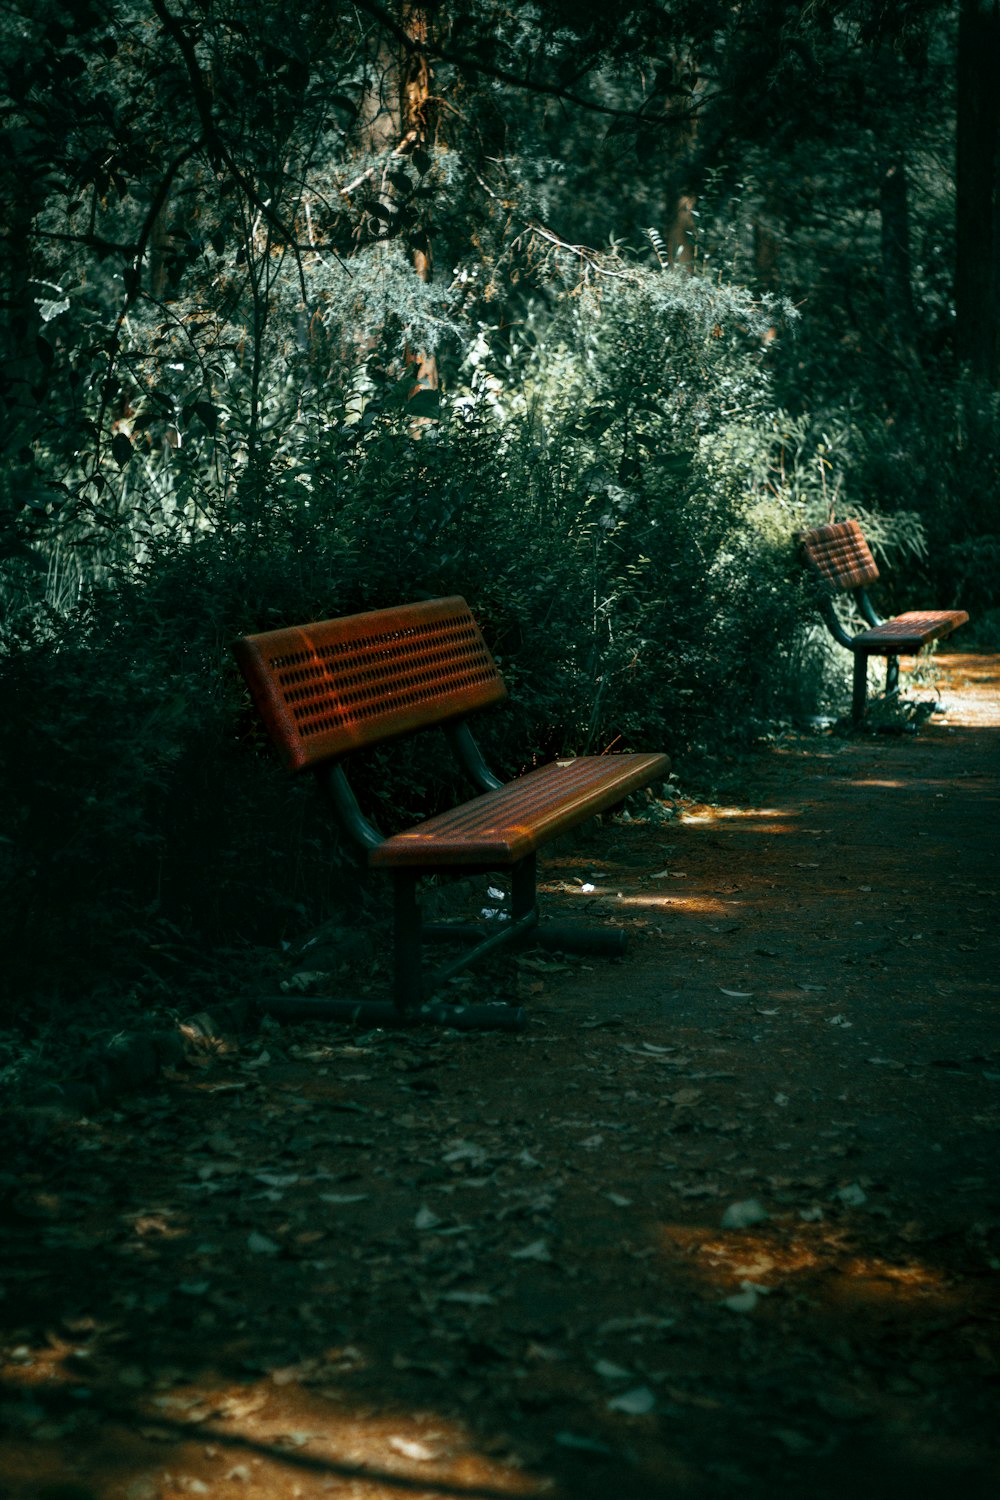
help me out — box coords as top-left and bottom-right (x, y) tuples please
(193, 400), (218, 434)
(328, 94), (359, 120)
(407, 387), (439, 418)
(575, 404), (616, 437)
(111, 432), (133, 467)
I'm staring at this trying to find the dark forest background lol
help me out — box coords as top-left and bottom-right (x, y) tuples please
(1, 0), (998, 1054)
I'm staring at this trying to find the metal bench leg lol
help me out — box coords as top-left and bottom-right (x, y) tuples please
(851, 651), (869, 723)
(885, 655), (900, 698)
(512, 854), (538, 922)
(393, 872), (423, 1013)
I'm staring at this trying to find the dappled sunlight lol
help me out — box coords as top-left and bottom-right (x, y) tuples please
(655, 1222), (965, 1315)
(3, 655), (996, 1498)
(1, 1353), (547, 1499)
(679, 805), (793, 829)
(608, 892), (737, 917)
(670, 804), (809, 839)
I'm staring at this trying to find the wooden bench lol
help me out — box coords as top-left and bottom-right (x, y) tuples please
(233, 596), (669, 1028)
(800, 520), (969, 723)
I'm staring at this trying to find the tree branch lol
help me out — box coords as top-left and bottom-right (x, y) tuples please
(350, 0), (706, 128)
(147, 0), (347, 288)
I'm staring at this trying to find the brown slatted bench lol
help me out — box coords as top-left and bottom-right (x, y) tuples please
(234, 596), (669, 1028)
(800, 520), (969, 724)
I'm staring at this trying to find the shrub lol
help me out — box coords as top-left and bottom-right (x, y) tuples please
(0, 249), (848, 1025)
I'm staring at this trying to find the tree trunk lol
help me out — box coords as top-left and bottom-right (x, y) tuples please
(955, 0), (1000, 386)
(667, 193), (697, 268)
(400, 2), (438, 397)
(879, 151), (918, 358)
(753, 216), (780, 288)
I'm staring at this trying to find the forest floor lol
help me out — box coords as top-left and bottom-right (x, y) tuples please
(2, 653), (999, 1500)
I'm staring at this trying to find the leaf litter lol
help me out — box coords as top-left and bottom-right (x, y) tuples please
(3, 657), (997, 1497)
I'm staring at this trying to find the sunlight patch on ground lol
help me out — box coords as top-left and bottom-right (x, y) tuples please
(655, 1223), (962, 1314)
(679, 805), (793, 830)
(568, 891), (736, 916)
(1, 1352), (549, 1499)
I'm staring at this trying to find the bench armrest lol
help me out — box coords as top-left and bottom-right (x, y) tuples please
(316, 763), (384, 853)
(816, 591), (856, 650)
(854, 587), (885, 630)
(445, 720), (505, 794)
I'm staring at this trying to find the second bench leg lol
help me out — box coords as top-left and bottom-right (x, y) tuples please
(512, 854), (538, 922)
(852, 651), (869, 723)
(393, 872), (423, 1013)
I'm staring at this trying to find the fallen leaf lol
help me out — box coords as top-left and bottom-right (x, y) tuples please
(669, 1088), (703, 1107)
(509, 1238), (552, 1262)
(597, 1315), (676, 1336)
(721, 1199), (769, 1230)
(772, 1428), (813, 1454)
(388, 1435), (437, 1461)
(247, 1231), (280, 1255)
(722, 1287), (759, 1313)
(555, 1432), (614, 1455)
(608, 1385), (656, 1415)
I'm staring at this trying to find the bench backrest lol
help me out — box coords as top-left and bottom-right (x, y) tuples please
(800, 519), (880, 592)
(233, 597), (507, 772)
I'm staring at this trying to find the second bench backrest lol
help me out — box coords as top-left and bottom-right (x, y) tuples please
(233, 596), (507, 772)
(800, 519), (880, 593)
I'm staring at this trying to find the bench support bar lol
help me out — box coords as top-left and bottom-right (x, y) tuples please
(394, 854), (544, 1010)
(426, 906), (539, 990)
(255, 995), (526, 1031)
(392, 849), (629, 1011)
(424, 920), (627, 958)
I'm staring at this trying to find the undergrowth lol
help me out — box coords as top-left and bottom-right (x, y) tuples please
(0, 255), (963, 1041)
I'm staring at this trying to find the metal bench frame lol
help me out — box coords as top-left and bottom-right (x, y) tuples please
(234, 597), (669, 1026)
(800, 520), (969, 723)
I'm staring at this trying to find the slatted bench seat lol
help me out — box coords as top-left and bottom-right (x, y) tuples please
(800, 520), (969, 723)
(233, 596), (669, 1028)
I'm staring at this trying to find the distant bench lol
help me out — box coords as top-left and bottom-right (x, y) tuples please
(800, 519), (969, 723)
(234, 596), (669, 1028)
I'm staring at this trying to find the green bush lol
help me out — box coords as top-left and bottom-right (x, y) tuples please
(0, 253), (847, 1025)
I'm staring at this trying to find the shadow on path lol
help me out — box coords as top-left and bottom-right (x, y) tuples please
(2, 655), (997, 1500)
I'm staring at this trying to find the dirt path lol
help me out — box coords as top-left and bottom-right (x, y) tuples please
(3, 655), (998, 1500)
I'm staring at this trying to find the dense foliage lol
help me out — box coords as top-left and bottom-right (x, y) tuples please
(1, 0), (997, 1031)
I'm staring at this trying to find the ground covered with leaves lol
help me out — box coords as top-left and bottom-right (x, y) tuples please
(2, 654), (998, 1500)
